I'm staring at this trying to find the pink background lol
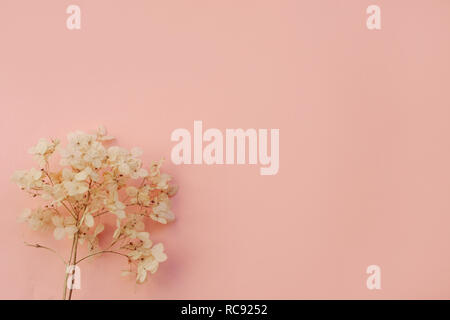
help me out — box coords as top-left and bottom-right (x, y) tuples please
(1, 0), (450, 299)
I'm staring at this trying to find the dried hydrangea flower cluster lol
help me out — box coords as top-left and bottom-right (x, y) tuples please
(12, 127), (177, 299)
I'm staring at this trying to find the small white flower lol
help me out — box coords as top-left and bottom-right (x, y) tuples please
(106, 190), (126, 219)
(97, 125), (114, 141)
(28, 138), (59, 167)
(52, 215), (78, 240)
(131, 147), (143, 158)
(150, 243), (167, 262)
(12, 168), (43, 190)
(18, 208), (32, 223)
(136, 243), (167, 283)
(154, 173), (171, 190)
(150, 201), (175, 224)
(62, 168), (89, 196)
(137, 232), (152, 248)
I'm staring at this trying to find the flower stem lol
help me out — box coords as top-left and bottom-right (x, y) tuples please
(67, 232), (79, 300)
(76, 250), (129, 264)
(62, 235), (77, 300)
(24, 242), (67, 265)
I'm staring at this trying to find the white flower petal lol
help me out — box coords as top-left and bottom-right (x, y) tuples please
(85, 214), (94, 228)
(53, 227), (66, 240)
(94, 223), (104, 237)
(65, 225), (78, 235)
(151, 243), (167, 262)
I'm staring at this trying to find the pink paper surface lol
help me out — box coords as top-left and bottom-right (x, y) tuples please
(1, 0), (450, 299)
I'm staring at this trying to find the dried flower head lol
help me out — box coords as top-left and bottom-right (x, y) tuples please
(12, 127), (178, 299)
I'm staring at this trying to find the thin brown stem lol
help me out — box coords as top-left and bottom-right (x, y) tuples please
(42, 169), (54, 186)
(24, 242), (67, 265)
(76, 250), (129, 265)
(93, 210), (111, 217)
(61, 202), (77, 220)
(67, 232), (79, 300)
(62, 235), (77, 300)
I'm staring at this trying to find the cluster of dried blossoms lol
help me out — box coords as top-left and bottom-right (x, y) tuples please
(12, 127), (177, 299)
